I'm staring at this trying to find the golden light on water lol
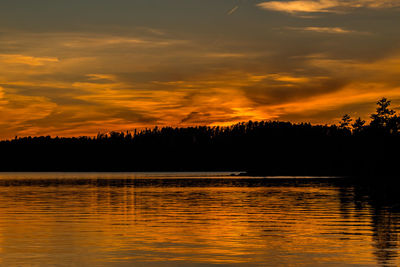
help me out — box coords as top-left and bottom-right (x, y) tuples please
(0, 174), (396, 266)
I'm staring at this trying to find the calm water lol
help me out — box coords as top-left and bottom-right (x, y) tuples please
(0, 173), (399, 266)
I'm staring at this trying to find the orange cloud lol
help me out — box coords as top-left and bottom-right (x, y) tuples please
(0, 54), (58, 66)
(258, 0), (400, 14)
(286, 26), (359, 34)
(0, 25), (399, 138)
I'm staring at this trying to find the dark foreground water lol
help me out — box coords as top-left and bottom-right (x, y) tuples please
(0, 173), (399, 266)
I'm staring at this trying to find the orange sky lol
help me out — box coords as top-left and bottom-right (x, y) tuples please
(0, 0), (400, 138)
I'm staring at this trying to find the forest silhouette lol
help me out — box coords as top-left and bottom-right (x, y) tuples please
(1, 97), (400, 175)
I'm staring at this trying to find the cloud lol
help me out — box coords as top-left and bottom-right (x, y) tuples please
(135, 26), (166, 36)
(86, 74), (116, 83)
(242, 76), (348, 106)
(264, 74), (312, 83)
(258, 0), (337, 14)
(62, 35), (184, 49)
(286, 26), (354, 34)
(204, 53), (246, 58)
(0, 7), (399, 138)
(0, 54), (59, 66)
(0, 93), (56, 130)
(180, 111), (245, 125)
(181, 111), (209, 123)
(257, 0), (400, 14)
(0, 86), (4, 99)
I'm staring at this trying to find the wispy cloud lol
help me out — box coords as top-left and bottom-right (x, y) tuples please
(0, 54), (59, 66)
(257, 0), (400, 14)
(61, 35), (186, 49)
(204, 52), (245, 58)
(286, 26), (355, 34)
(0, 86), (4, 100)
(258, 0), (336, 14)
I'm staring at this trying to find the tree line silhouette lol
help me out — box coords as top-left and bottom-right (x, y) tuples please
(1, 97), (399, 174)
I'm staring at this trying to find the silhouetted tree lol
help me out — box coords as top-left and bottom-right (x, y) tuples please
(352, 117), (365, 134)
(370, 98), (396, 129)
(0, 97), (398, 174)
(340, 114), (352, 130)
(386, 115), (400, 135)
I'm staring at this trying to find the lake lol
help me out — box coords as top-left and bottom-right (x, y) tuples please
(0, 172), (398, 266)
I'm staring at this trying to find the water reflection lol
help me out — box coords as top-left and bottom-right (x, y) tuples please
(0, 174), (398, 266)
(338, 180), (400, 266)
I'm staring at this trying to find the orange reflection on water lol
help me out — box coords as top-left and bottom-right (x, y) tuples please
(0, 175), (398, 266)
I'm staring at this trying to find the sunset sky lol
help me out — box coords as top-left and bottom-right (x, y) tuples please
(1, 0), (400, 138)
